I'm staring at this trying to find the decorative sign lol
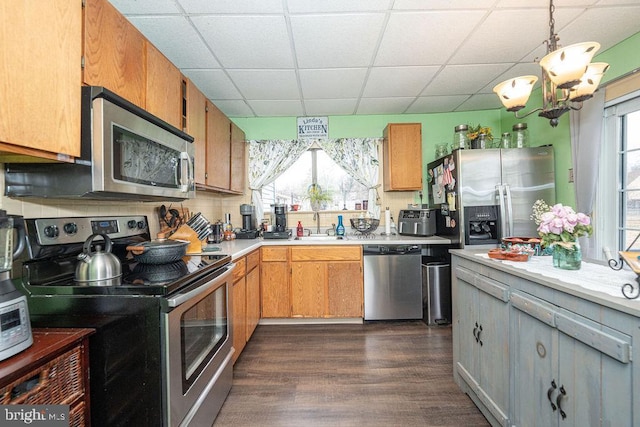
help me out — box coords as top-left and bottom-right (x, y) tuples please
(297, 117), (328, 139)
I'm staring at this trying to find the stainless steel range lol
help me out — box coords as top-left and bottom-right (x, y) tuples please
(17, 216), (235, 427)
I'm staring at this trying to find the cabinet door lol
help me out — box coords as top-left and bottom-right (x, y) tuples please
(291, 262), (326, 317)
(232, 276), (246, 363)
(0, 1), (82, 159)
(454, 278), (480, 386)
(84, 0), (146, 107)
(246, 265), (260, 339)
(204, 101), (231, 189)
(261, 262), (290, 318)
(383, 123), (422, 191)
(230, 122), (246, 194)
(327, 262), (362, 317)
(145, 43), (182, 129)
(187, 80), (207, 185)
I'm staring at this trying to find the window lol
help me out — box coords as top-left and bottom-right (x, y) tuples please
(598, 92), (640, 258)
(262, 148), (368, 211)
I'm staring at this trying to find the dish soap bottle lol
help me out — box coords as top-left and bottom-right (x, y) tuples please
(336, 215), (345, 237)
(296, 221), (304, 237)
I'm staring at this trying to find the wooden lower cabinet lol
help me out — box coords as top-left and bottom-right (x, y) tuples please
(261, 247), (291, 318)
(231, 249), (260, 363)
(327, 261), (363, 317)
(245, 251), (261, 338)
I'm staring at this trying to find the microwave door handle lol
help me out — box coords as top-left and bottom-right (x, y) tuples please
(497, 184), (507, 237)
(504, 184), (513, 237)
(179, 151), (192, 193)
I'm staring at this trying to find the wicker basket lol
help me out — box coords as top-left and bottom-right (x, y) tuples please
(350, 218), (380, 234)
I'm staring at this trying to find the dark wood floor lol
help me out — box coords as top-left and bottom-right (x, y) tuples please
(213, 321), (489, 426)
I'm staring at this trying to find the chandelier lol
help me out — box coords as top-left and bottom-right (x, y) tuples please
(493, 0), (609, 127)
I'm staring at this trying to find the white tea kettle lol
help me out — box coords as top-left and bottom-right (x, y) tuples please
(75, 233), (122, 286)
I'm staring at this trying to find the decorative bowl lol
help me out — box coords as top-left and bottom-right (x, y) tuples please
(501, 236), (541, 255)
(350, 218), (379, 234)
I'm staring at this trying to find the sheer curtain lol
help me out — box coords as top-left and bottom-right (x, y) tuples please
(570, 90), (606, 259)
(317, 138), (382, 219)
(247, 139), (313, 222)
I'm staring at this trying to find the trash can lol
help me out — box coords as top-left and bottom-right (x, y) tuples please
(421, 256), (451, 325)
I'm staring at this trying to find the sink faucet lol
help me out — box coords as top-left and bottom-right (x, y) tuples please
(314, 211), (321, 234)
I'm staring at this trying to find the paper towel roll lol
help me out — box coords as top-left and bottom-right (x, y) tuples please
(385, 208), (391, 235)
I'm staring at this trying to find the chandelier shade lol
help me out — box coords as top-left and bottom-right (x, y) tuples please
(568, 62), (610, 102)
(539, 42), (600, 89)
(493, 0), (608, 127)
(493, 76), (539, 112)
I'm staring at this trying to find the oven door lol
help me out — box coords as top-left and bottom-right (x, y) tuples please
(164, 263), (235, 427)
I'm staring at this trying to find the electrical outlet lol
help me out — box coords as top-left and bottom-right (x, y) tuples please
(568, 168), (574, 183)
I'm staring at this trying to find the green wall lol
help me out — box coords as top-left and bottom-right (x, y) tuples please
(232, 31), (640, 208)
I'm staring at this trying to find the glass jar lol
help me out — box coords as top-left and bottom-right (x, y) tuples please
(500, 132), (511, 149)
(512, 123), (529, 148)
(435, 143), (448, 158)
(452, 124), (469, 150)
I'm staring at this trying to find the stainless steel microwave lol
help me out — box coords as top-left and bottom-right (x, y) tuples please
(5, 86), (195, 201)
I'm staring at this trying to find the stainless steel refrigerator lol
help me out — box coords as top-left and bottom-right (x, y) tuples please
(427, 146), (555, 247)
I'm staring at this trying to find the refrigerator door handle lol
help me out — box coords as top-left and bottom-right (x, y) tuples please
(504, 184), (513, 237)
(497, 184), (508, 238)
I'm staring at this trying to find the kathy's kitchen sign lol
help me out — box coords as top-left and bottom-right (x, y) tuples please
(297, 117), (328, 139)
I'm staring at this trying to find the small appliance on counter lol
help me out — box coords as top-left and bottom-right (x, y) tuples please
(263, 203), (291, 239)
(0, 211), (32, 362)
(236, 204), (260, 239)
(397, 209), (436, 237)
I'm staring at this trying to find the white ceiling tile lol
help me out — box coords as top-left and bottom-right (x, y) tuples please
(290, 14), (387, 68)
(363, 66), (440, 97)
(182, 69), (241, 99)
(423, 64), (512, 96)
(108, 0), (181, 15)
(406, 96), (470, 114)
(177, 0), (284, 13)
(455, 93), (504, 111)
(212, 100), (255, 117)
(375, 11), (484, 66)
(394, 0), (497, 10)
(558, 6), (640, 51)
(287, 0), (392, 13)
(191, 15), (294, 68)
(299, 69), (368, 98)
(227, 70), (300, 100)
(127, 16), (219, 69)
(247, 100), (305, 117)
(304, 99), (358, 116)
(356, 97), (415, 114)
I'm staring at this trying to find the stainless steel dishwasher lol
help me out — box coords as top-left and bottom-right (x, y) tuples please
(363, 244), (422, 320)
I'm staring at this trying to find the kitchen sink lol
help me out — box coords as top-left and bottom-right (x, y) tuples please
(294, 234), (345, 241)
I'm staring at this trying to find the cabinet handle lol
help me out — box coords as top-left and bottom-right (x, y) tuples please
(473, 322), (479, 342)
(556, 385), (567, 419)
(547, 380), (557, 411)
(478, 325), (483, 346)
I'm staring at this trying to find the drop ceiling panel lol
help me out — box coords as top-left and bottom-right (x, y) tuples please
(423, 64), (512, 96)
(363, 66), (440, 97)
(287, 0), (392, 13)
(299, 69), (368, 98)
(182, 69), (241, 99)
(375, 11), (484, 66)
(227, 69), (300, 100)
(558, 6), (640, 50)
(127, 16), (219, 69)
(290, 14), (387, 68)
(356, 97), (415, 114)
(394, 0), (497, 9)
(190, 15), (294, 68)
(456, 93), (505, 111)
(304, 99), (358, 116)
(406, 95), (471, 114)
(212, 100), (255, 117)
(177, 0), (284, 13)
(107, 0), (180, 14)
(248, 100), (304, 117)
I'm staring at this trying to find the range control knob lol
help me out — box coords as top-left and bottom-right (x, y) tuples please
(43, 225), (59, 239)
(137, 220), (146, 230)
(127, 220), (137, 229)
(63, 222), (78, 235)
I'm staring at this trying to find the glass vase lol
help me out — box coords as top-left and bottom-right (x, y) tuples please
(552, 242), (582, 270)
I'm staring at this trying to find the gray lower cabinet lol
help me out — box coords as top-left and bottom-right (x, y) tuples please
(451, 251), (637, 427)
(453, 265), (510, 426)
(510, 291), (633, 427)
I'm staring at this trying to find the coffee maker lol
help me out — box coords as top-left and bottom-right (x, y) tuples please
(236, 204), (260, 239)
(263, 203), (291, 239)
(0, 211), (33, 361)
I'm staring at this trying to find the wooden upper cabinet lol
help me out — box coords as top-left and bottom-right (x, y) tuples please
(0, 0), (82, 160)
(203, 101), (231, 190)
(145, 43), (182, 129)
(383, 123), (423, 191)
(230, 122), (246, 194)
(83, 0), (146, 108)
(187, 80), (208, 185)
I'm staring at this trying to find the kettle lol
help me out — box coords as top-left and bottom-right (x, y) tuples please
(75, 234), (122, 286)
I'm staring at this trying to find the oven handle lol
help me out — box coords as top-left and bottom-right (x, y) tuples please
(166, 263), (236, 308)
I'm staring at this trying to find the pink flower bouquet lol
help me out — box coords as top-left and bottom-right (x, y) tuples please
(531, 200), (592, 249)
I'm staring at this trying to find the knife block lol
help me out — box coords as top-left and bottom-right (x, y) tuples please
(169, 224), (202, 254)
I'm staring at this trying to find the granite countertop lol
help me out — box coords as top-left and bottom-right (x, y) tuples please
(451, 249), (640, 317)
(207, 234), (452, 259)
